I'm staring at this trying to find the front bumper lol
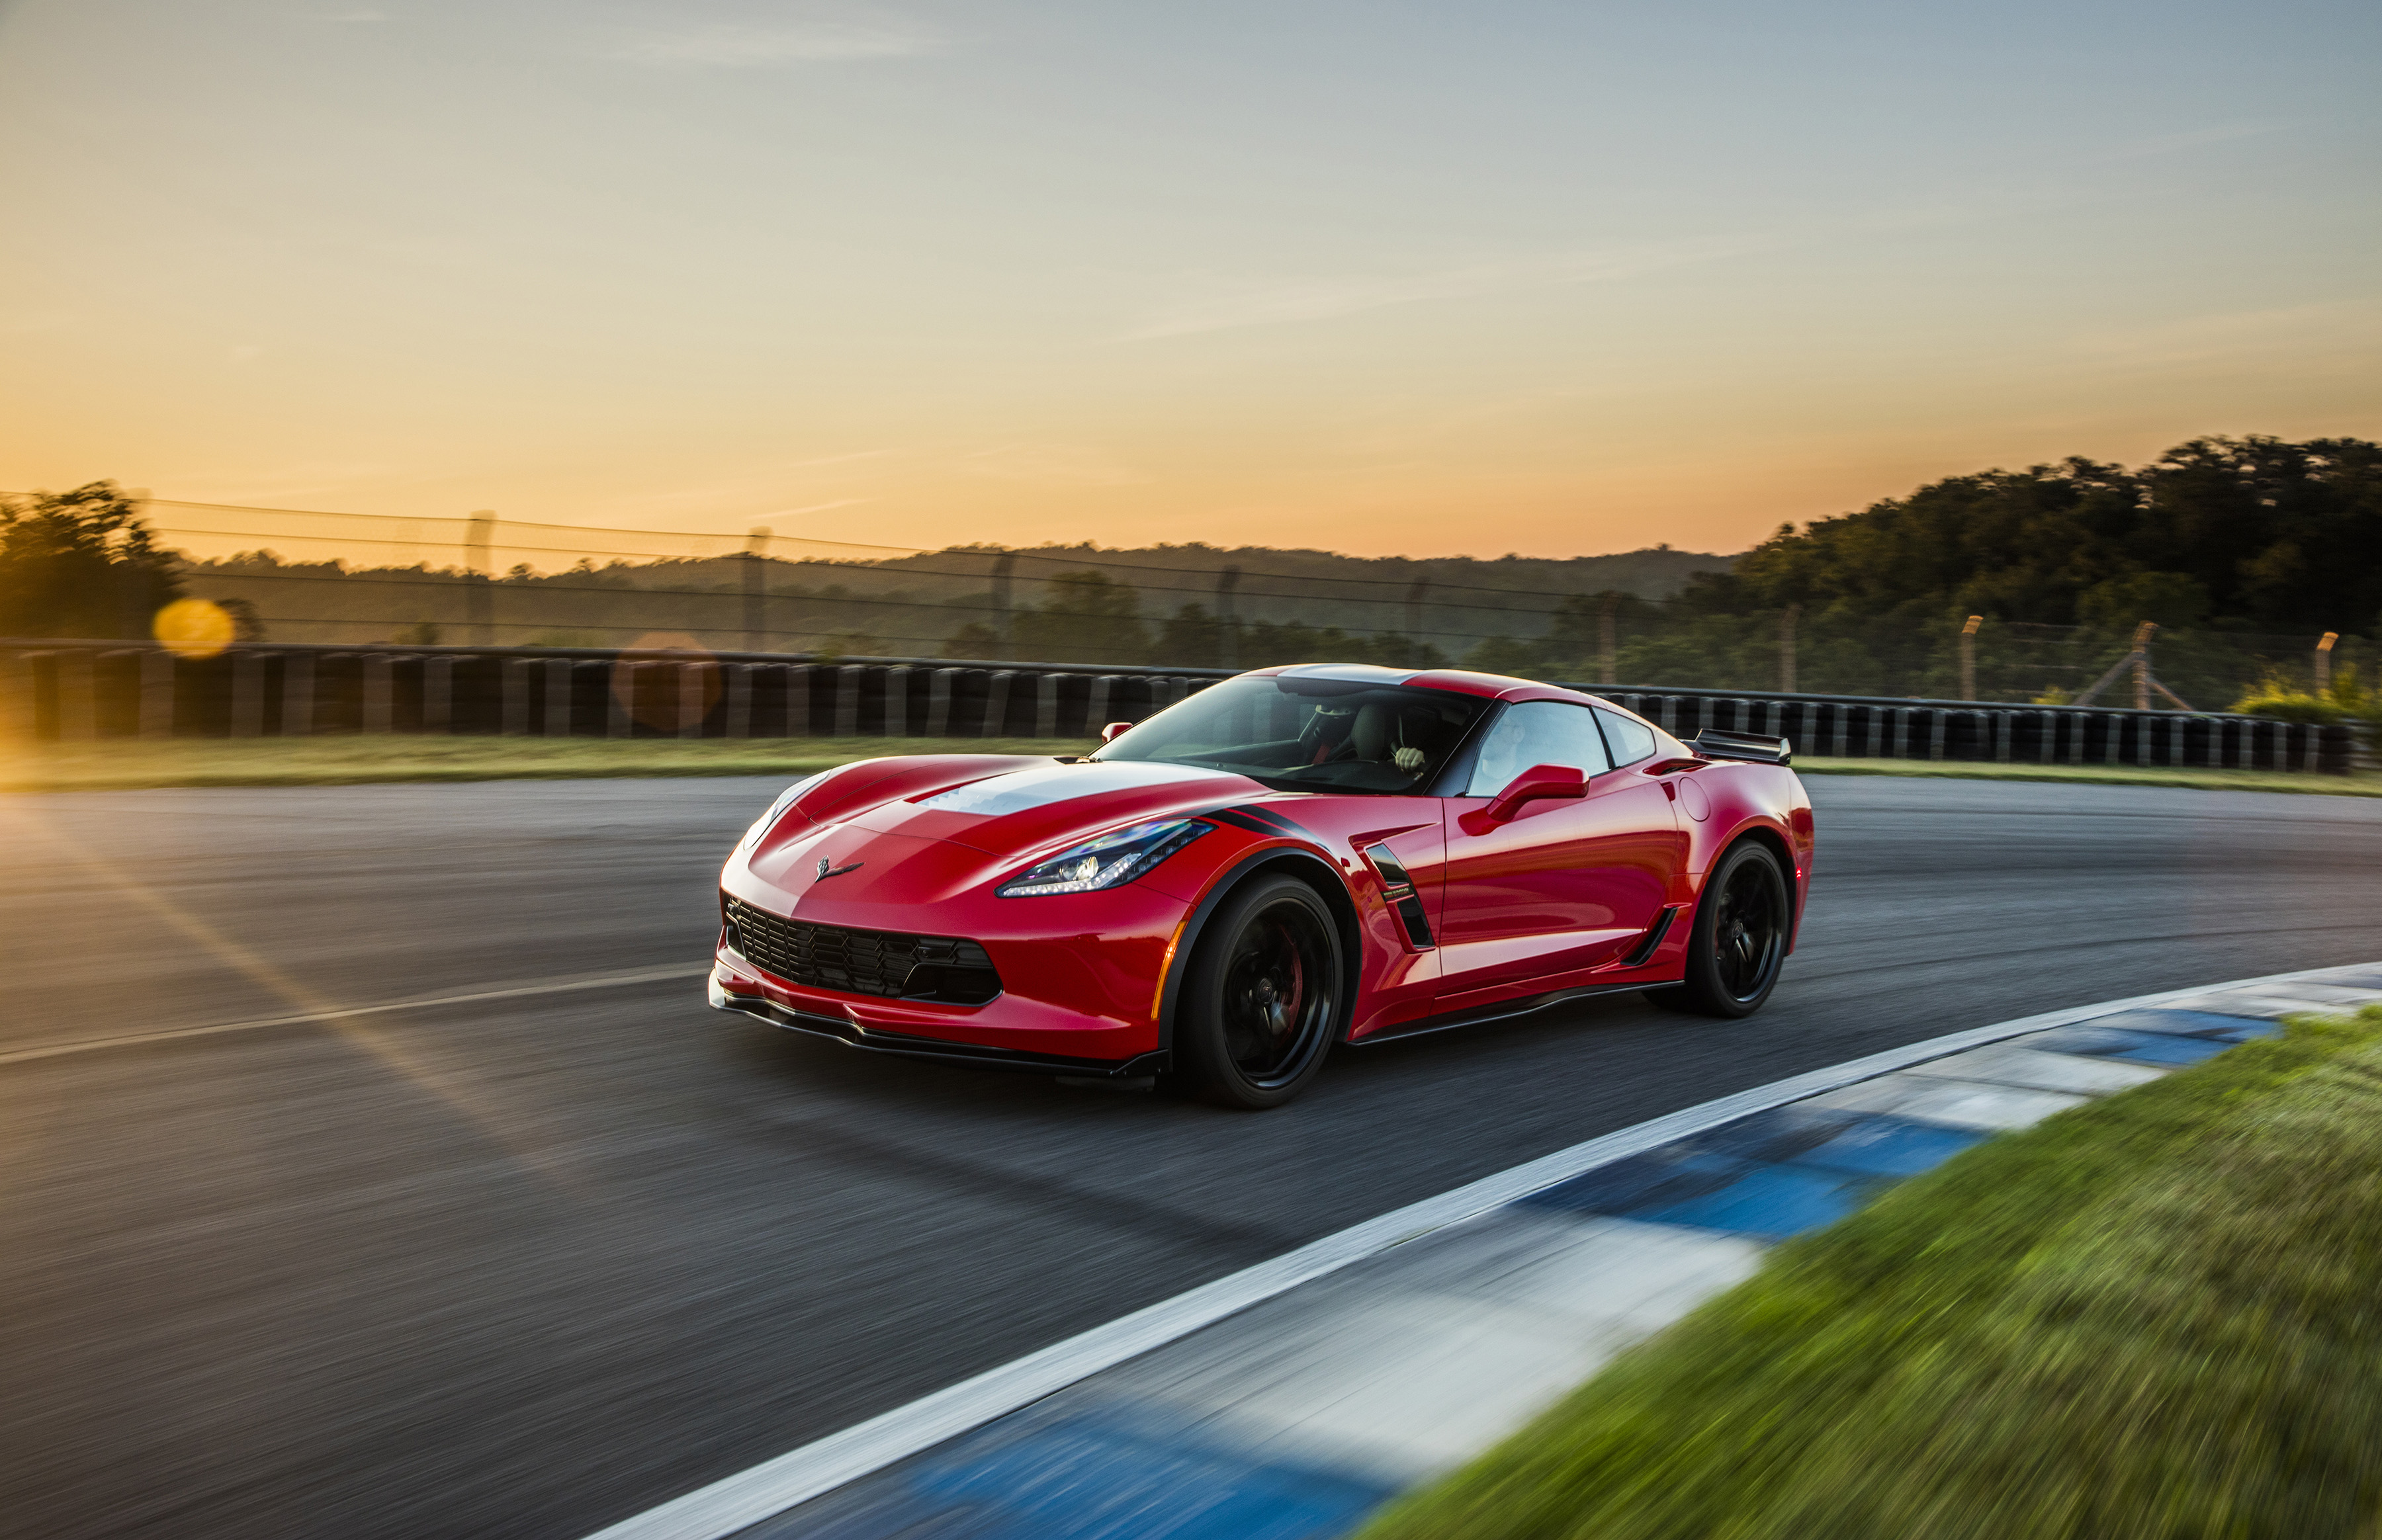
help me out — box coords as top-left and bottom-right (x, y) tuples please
(708, 966), (1170, 1078)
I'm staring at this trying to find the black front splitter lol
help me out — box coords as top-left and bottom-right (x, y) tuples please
(709, 981), (1169, 1081)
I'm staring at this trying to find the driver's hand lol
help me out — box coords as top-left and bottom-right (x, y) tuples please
(1393, 747), (1425, 772)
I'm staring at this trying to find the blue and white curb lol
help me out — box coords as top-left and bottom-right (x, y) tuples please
(588, 963), (2382, 1540)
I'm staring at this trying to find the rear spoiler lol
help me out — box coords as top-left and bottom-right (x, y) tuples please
(1690, 729), (1793, 765)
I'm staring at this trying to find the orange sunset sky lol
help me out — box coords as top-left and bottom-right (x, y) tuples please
(3, 0), (2376, 558)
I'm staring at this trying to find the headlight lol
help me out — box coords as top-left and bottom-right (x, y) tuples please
(737, 771), (828, 851)
(996, 818), (1211, 897)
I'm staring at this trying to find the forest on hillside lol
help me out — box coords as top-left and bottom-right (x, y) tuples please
(1440, 435), (2375, 707)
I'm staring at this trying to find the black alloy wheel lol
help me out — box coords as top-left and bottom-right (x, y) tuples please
(1174, 876), (1343, 1109)
(1646, 840), (1790, 1018)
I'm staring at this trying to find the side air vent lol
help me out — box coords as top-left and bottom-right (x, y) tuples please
(1362, 843), (1436, 949)
(1620, 906), (1681, 967)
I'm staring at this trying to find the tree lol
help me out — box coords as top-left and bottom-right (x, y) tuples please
(0, 482), (184, 639)
(1010, 570), (1151, 664)
(1689, 437), (2381, 633)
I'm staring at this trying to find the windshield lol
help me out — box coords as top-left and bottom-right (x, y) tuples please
(1094, 676), (1491, 794)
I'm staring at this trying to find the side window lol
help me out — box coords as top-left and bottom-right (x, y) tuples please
(1594, 707), (1658, 767)
(1463, 701), (1612, 797)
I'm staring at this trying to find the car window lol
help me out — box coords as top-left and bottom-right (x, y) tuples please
(1463, 701), (1612, 798)
(1594, 706), (1658, 767)
(1096, 675), (1492, 794)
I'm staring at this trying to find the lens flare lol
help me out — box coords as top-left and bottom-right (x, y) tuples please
(152, 598), (236, 658)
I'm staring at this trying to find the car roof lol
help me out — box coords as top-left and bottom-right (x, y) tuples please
(1251, 662), (1596, 705)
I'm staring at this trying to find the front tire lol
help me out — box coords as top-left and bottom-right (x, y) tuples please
(1173, 876), (1342, 1109)
(1645, 840), (1790, 1018)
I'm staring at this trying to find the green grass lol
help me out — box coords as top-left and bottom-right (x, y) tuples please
(0, 735), (1089, 792)
(1795, 755), (2381, 796)
(1361, 1006), (2382, 1540)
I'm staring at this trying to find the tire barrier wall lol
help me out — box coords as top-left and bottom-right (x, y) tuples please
(0, 638), (2356, 773)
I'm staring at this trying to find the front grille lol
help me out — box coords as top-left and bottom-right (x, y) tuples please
(723, 895), (1002, 1005)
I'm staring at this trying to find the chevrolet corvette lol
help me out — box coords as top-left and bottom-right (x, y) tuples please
(710, 663), (1812, 1109)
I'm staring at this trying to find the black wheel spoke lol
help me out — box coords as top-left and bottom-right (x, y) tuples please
(1213, 901), (1333, 1087)
(1713, 855), (1785, 1002)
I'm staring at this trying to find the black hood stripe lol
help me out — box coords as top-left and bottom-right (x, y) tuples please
(1202, 803), (1311, 839)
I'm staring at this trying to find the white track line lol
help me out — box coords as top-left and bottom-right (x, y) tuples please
(584, 960), (2380, 1540)
(0, 962), (712, 1068)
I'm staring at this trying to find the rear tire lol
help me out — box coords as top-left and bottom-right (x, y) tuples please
(1172, 877), (1342, 1109)
(1644, 841), (1789, 1019)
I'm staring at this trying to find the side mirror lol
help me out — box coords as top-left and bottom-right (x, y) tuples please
(1100, 721), (1133, 744)
(1483, 762), (1586, 824)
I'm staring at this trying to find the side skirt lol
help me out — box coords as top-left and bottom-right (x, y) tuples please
(1346, 978), (1673, 1047)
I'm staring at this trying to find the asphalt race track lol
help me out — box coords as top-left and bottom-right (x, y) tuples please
(3, 775), (2379, 1540)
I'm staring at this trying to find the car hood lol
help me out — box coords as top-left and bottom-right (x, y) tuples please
(735, 757), (1272, 922)
(842, 757), (1268, 857)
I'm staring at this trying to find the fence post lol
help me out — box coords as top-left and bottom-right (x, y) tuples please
(1959, 615), (1981, 701)
(1406, 578), (1431, 658)
(1216, 568), (1241, 671)
(983, 670), (1014, 738)
(2316, 631), (2338, 695)
(744, 527), (772, 653)
(141, 648), (176, 739)
(884, 665), (910, 738)
(989, 554), (1016, 661)
(230, 651), (264, 738)
(465, 512), (496, 648)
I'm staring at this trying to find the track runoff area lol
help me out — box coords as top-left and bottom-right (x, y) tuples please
(588, 962), (2382, 1540)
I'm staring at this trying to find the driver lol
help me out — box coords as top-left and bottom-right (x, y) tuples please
(1301, 703), (1358, 765)
(1351, 703), (1427, 775)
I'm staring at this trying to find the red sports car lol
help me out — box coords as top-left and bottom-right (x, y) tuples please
(710, 664), (1813, 1109)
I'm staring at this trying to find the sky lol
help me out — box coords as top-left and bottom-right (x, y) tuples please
(1, 0), (2376, 559)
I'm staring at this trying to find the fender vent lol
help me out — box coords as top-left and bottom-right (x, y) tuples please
(723, 894), (1001, 1005)
(1362, 843), (1436, 949)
